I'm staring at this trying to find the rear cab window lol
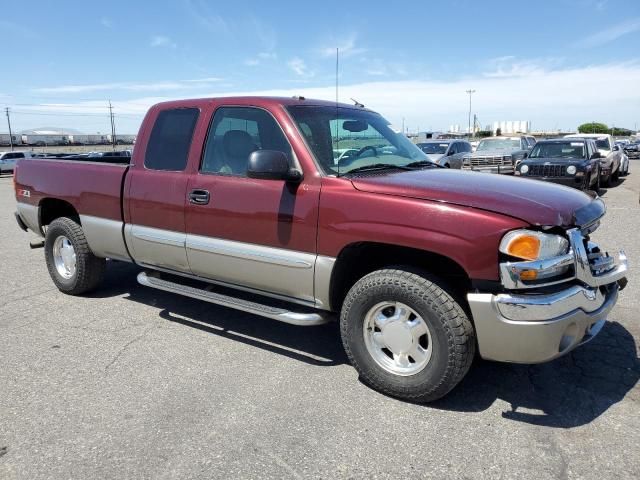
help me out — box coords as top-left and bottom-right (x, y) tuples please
(144, 108), (200, 171)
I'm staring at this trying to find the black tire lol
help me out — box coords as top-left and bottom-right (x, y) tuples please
(594, 169), (601, 193)
(603, 173), (612, 187)
(612, 168), (620, 183)
(340, 268), (475, 403)
(44, 217), (106, 295)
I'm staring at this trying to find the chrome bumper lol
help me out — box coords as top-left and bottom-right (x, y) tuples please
(462, 165), (515, 174)
(468, 283), (619, 363)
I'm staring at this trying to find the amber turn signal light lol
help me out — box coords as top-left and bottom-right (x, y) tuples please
(505, 235), (540, 261)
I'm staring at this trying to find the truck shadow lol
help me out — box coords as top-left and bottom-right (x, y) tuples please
(431, 321), (639, 428)
(92, 261), (348, 367)
(93, 261), (638, 428)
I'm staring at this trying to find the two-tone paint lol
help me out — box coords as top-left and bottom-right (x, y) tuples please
(14, 97), (597, 313)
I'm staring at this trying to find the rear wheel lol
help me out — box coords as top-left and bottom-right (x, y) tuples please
(340, 268), (475, 402)
(44, 217), (105, 295)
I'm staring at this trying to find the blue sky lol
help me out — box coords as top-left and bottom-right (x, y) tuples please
(2, 0), (639, 134)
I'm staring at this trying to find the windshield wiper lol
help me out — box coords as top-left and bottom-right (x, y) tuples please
(405, 160), (445, 169)
(341, 163), (413, 176)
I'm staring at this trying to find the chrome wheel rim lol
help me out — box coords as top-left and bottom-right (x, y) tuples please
(52, 235), (76, 279)
(363, 301), (433, 376)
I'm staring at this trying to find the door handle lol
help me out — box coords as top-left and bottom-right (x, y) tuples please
(188, 189), (210, 205)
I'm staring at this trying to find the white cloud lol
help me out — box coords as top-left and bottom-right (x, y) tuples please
(100, 17), (113, 28)
(150, 35), (176, 48)
(32, 78), (222, 94)
(482, 57), (561, 78)
(287, 57), (314, 77)
(244, 52), (277, 67)
(185, 0), (229, 33)
(320, 33), (367, 58)
(576, 17), (640, 48)
(17, 62), (640, 134)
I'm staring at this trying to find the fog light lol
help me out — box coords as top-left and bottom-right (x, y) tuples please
(567, 165), (577, 175)
(520, 164), (529, 174)
(519, 270), (537, 281)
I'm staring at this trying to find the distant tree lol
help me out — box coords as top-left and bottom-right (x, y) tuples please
(477, 130), (493, 138)
(612, 127), (633, 136)
(495, 128), (502, 136)
(578, 122), (608, 134)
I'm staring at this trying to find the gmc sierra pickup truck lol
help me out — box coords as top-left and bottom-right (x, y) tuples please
(14, 96), (628, 402)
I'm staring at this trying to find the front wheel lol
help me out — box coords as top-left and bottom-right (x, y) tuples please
(340, 269), (475, 402)
(44, 217), (106, 295)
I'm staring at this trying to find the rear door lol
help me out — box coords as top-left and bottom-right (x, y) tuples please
(183, 105), (320, 303)
(125, 107), (200, 273)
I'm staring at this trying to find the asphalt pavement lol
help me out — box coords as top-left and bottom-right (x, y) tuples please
(0, 166), (638, 479)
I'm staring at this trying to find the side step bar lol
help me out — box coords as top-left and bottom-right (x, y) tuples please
(137, 271), (331, 326)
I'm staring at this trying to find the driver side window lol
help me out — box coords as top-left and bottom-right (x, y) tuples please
(201, 107), (293, 176)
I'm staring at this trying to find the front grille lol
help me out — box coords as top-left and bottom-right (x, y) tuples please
(467, 155), (512, 167)
(529, 164), (566, 177)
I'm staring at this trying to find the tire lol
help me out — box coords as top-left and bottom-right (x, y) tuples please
(603, 173), (612, 187)
(594, 169), (601, 193)
(340, 268), (476, 403)
(44, 217), (106, 295)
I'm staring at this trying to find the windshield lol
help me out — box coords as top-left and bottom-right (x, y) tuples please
(287, 105), (427, 175)
(529, 142), (586, 160)
(418, 143), (448, 154)
(476, 138), (521, 151)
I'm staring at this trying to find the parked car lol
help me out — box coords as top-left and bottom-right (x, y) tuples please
(623, 142), (639, 159)
(515, 138), (601, 191)
(565, 134), (621, 186)
(416, 139), (472, 168)
(14, 96), (628, 402)
(460, 135), (535, 174)
(0, 151), (33, 175)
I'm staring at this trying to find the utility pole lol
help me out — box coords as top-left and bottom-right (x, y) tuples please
(5, 107), (14, 151)
(108, 100), (116, 151)
(466, 89), (475, 140)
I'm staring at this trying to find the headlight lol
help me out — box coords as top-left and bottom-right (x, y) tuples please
(520, 164), (529, 174)
(567, 165), (577, 175)
(500, 229), (569, 261)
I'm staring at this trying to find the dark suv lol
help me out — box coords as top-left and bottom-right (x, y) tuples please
(515, 138), (601, 191)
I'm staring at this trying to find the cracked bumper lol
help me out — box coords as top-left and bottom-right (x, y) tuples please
(467, 283), (619, 363)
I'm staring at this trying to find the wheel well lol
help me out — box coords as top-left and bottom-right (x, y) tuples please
(39, 198), (80, 228)
(329, 242), (470, 312)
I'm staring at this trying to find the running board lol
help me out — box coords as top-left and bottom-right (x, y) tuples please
(137, 271), (331, 326)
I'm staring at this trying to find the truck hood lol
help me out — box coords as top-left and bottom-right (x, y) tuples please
(350, 169), (596, 227)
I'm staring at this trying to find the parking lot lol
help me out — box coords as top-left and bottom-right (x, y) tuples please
(0, 168), (638, 479)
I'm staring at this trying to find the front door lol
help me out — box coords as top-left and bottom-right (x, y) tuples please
(184, 106), (320, 303)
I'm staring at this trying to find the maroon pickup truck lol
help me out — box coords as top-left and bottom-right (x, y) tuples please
(14, 96), (628, 402)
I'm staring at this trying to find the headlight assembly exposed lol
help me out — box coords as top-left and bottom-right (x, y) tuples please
(500, 229), (569, 261)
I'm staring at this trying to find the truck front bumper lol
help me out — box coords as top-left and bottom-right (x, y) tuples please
(467, 282), (621, 363)
(462, 165), (515, 174)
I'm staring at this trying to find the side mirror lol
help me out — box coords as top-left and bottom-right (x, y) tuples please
(523, 151), (528, 159)
(247, 150), (302, 182)
(613, 145), (620, 151)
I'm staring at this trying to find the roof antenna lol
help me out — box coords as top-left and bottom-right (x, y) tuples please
(350, 98), (365, 108)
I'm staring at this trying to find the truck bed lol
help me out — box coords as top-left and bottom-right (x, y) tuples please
(15, 157), (129, 222)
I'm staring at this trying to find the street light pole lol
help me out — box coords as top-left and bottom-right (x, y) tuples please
(466, 89), (475, 140)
